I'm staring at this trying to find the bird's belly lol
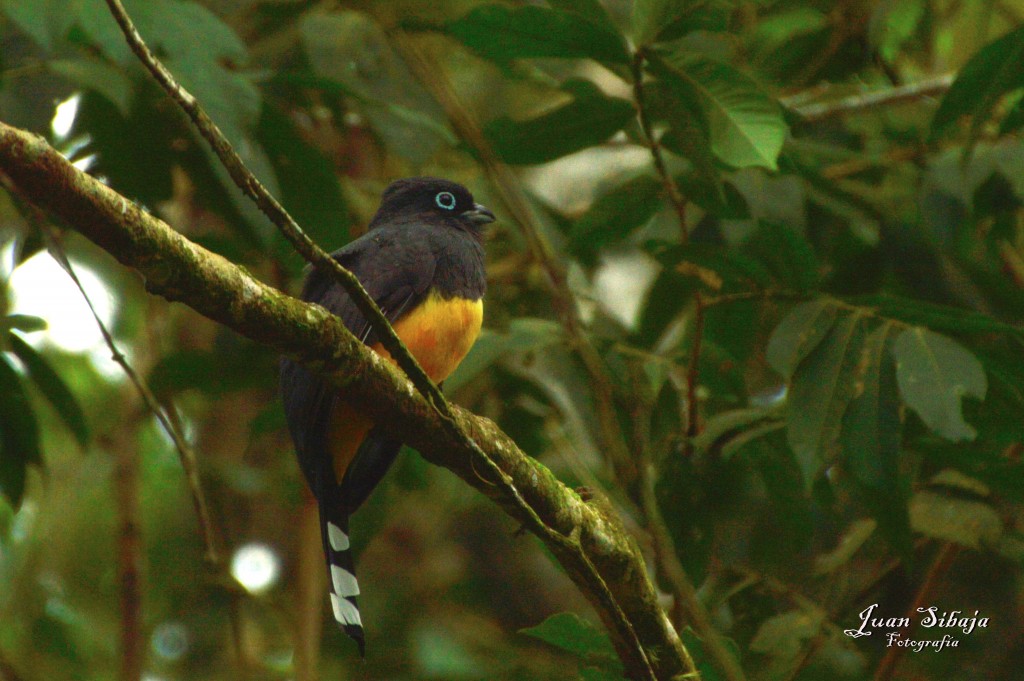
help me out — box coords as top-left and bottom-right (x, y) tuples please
(385, 293), (483, 383)
(329, 293), (482, 483)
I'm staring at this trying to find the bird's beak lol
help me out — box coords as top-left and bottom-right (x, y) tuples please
(463, 203), (496, 226)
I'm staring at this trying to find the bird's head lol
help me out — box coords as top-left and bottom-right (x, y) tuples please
(369, 177), (495, 235)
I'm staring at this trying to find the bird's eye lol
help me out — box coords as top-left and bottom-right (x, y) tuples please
(435, 191), (457, 210)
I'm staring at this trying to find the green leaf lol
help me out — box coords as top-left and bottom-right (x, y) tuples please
(1, 315), (47, 334)
(838, 323), (910, 552)
(132, 0), (261, 151)
(0, 355), (41, 509)
(750, 609), (824, 659)
(446, 4), (630, 64)
(520, 612), (618, 661)
(257, 105), (350, 251)
(931, 24), (1024, 147)
(547, 0), (618, 33)
(570, 175), (663, 256)
(742, 221), (818, 292)
(102, 0), (275, 240)
(484, 79), (635, 165)
(999, 94), (1024, 135)
(766, 299), (839, 379)
(869, 0), (926, 63)
(644, 64), (720, 188)
(852, 294), (1023, 338)
(649, 53), (786, 170)
(300, 12), (450, 164)
(785, 311), (867, 483)
(48, 58), (133, 114)
(148, 348), (272, 396)
(840, 323), (902, 489)
(0, 0), (68, 50)
(648, 243), (773, 293)
(72, 0), (131, 63)
(580, 666), (627, 681)
(445, 318), (563, 393)
(7, 334), (89, 447)
(892, 327), (987, 441)
(632, 0), (731, 46)
(909, 490), (1002, 549)
(693, 407), (782, 457)
(813, 519), (876, 574)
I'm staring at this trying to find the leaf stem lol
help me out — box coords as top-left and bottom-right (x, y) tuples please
(632, 49), (689, 242)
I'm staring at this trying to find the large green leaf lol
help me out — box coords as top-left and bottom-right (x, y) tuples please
(257, 105), (350, 252)
(444, 318), (563, 393)
(868, 0), (926, 63)
(749, 609), (824, 660)
(766, 299), (839, 379)
(520, 612), (618, 660)
(1, 315), (47, 334)
(446, 4), (630, 65)
(122, 0), (262, 156)
(77, 0), (276, 240)
(0, 355), (41, 509)
(0, 0), (68, 50)
(632, 0), (732, 46)
(852, 295), (1023, 338)
(839, 323), (910, 552)
(569, 175), (663, 257)
(891, 327), (987, 441)
(7, 334), (89, 447)
(483, 79), (635, 165)
(931, 24), (1024, 148)
(646, 72), (722, 191)
(741, 221), (818, 292)
(520, 612), (625, 681)
(72, 0), (131, 63)
(786, 311), (867, 483)
(547, 0), (617, 33)
(47, 58), (132, 115)
(301, 12), (450, 164)
(909, 489), (1002, 549)
(649, 52), (786, 170)
(839, 323), (902, 489)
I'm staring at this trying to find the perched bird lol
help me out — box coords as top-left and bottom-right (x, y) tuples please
(279, 177), (493, 653)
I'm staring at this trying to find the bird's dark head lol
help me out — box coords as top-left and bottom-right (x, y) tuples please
(369, 177), (495, 236)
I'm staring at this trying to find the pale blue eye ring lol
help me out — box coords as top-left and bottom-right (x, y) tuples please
(435, 191), (456, 210)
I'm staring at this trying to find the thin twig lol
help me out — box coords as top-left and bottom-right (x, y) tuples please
(684, 292), (706, 445)
(44, 229), (222, 565)
(872, 543), (960, 681)
(629, 365), (742, 681)
(783, 74), (955, 123)
(112, 408), (143, 681)
(639, 462), (743, 681)
(632, 50), (689, 241)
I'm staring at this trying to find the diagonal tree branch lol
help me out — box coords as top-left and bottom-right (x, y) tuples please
(0, 120), (695, 681)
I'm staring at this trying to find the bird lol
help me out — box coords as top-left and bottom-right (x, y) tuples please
(279, 177), (493, 654)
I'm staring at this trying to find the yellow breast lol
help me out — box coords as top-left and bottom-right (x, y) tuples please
(330, 292), (482, 482)
(385, 292), (483, 383)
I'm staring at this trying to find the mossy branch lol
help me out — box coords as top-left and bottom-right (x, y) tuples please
(0, 121), (696, 681)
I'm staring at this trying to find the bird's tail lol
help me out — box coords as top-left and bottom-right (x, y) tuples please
(317, 498), (365, 655)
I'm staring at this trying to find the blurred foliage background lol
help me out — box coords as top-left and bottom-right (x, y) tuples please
(2, 0), (1024, 680)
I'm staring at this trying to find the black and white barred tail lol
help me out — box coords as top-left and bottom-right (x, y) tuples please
(318, 503), (364, 654)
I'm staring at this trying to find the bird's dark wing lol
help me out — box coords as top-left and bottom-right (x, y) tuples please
(279, 226), (435, 499)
